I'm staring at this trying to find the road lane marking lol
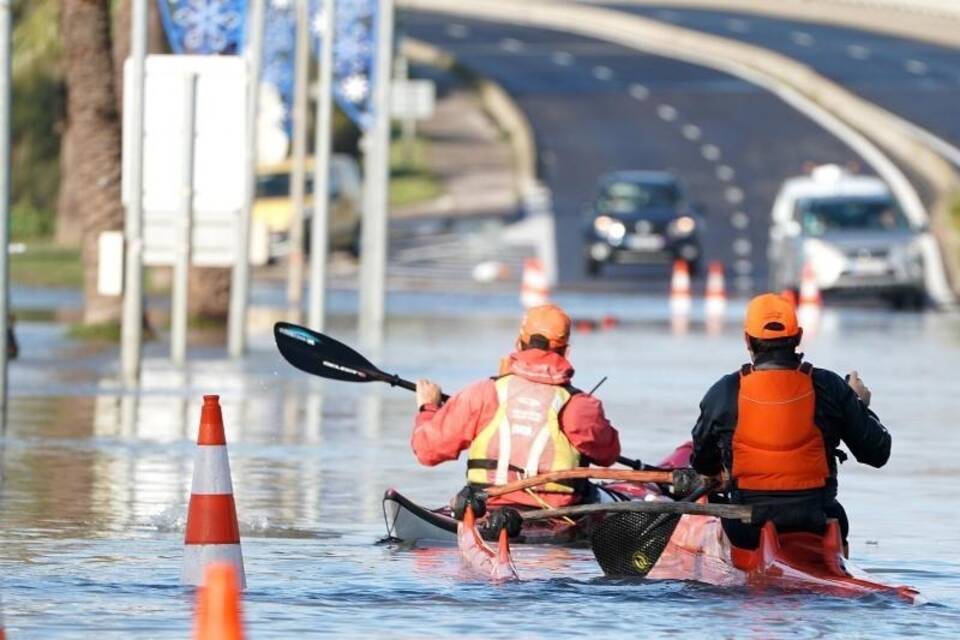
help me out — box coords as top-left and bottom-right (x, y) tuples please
(846, 44), (871, 61)
(791, 31), (814, 47)
(725, 186), (745, 204)
(701, 144), (721, 161)
(735, 275), (754, 292)
(500, 38), (524, 53)
(716, 165), (735, 181)
(551, 51), (573, 66)
(726, 18), (750, 34)
(446, 24), (469, 39)
(731, 211), (750, 229)
(905, 59), (928, 75)
(657, 104), (678, 121)
(733, 238), (752, 256)
(629, 84), (650, 100)
(593, 65), (614, 80)
(682, 124), (702, 140)
(734, 259), (753, 275)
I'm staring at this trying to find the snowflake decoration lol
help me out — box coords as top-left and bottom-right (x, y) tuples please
(340, 73), (370, 103)
(161, 0), (245, 54)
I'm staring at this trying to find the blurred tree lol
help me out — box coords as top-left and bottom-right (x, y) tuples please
(60, 0), (124, 324)
(11, 0), (64, 240)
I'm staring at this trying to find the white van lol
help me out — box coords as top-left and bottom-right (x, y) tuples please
(767, 165), (925, 307)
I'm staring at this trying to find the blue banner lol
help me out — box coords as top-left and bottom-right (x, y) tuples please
(329, 0), (379, 131)
(261, 1), (297, 135)
(157, 0), (247, 55)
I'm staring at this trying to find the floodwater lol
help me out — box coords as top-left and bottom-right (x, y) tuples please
(3, 291), (960, 638)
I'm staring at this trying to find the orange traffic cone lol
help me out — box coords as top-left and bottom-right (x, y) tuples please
(182, 395), (246, 589)
(704, 261), (727, 318)
(520, 258), (550, 309)
(669, 260), (692, 316)
(798, 263), (822, 310)
(194, 563), (244, 640)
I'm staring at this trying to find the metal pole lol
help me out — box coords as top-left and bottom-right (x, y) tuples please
(0, 0), (11, 426)
(286, 0), (310, 322)
(358, 0), (394, 352)
(121, 0), (148, 385)
(228, 0), (265, 357)
(171, 74), (197, 366)
(308, 0), (335, 332)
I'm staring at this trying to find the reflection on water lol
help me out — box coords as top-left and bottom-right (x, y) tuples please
(2, 307), (960, 636)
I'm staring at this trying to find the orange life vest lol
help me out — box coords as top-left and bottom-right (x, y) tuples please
(466, 374), (580, 493)
(732, 362), (829, 491)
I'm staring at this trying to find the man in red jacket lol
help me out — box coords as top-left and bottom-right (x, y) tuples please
(412, 304), (621, 509)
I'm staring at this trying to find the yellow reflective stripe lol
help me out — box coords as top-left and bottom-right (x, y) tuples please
(466, 376), (513, 485)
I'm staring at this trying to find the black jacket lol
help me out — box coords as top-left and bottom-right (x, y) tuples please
(690, 351), (891, 494)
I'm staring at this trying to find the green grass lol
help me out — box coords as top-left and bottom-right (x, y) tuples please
(10, 242), (83, 288)
(68, 320), (120, 342)
(389, 136), (442, 208)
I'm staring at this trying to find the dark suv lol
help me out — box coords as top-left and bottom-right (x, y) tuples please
(583, 171), (703, 277)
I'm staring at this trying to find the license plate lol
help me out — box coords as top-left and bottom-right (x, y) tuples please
(626, 234), (665, 251)
(851, 258), (888, 275)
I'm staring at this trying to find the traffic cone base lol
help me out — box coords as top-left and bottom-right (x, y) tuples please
(183, 546), (247, 590)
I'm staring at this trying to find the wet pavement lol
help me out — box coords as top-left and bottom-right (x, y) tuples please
(3, 294), (960, 637)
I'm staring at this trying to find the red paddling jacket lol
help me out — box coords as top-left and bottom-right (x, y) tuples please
(412, 349), (621, 508)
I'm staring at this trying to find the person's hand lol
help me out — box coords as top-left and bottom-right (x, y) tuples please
(847, 370), (871, 407)
(416, 379), (442, 409)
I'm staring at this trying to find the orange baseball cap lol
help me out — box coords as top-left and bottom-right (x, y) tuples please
(744, 293), (800, 339)
(520, 304), (571, 349)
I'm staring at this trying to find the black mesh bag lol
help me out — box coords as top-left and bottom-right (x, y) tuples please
(591, 512), (682, 577)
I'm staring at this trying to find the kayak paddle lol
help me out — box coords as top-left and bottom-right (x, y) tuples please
(273, 322), (450, 401)
(590, 479), (723, 578)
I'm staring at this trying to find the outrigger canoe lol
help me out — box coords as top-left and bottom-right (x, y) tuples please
(383, 444), (919, 601)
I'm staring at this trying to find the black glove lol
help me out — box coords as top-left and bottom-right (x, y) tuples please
(672, 468), (707, 500)
(482, 508), (524, 539)
(452, 485), (487, 520)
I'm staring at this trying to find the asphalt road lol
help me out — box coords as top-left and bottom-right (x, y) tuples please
(608, 5), (960, 160)
(400, 12), (870, 292)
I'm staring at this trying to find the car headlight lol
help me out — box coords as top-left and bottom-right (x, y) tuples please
(803, 238), (846, 287)
(608, 221), (626, 241)
(594, 215), (613, 234)
(668, 215), (697, 236)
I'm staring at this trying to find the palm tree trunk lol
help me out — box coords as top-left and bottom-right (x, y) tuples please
(60, 0), (125, 324)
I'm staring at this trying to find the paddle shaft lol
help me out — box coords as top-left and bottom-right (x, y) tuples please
(520, 500), (753, 523)
(484, 469), (674, 498)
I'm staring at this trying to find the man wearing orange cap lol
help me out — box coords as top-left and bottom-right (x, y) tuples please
(412, 304), (621, 510)
(691, 293), (891, 551)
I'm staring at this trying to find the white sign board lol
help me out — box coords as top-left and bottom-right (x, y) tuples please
(391, 79), (436, 120)
(122, 55), (248, 267)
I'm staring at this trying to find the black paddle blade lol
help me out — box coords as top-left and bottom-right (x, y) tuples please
(591, 512), (682, 577)
(274, 322), (381, 383)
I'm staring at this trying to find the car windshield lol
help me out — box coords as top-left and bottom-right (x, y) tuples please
(256, 173), (316, 198)
(598, 180), (678, 213)
(796, 197), (909, 236)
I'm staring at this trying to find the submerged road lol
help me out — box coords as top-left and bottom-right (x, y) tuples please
(606, 5), (960, 162)
(400, 12), (869, 292)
